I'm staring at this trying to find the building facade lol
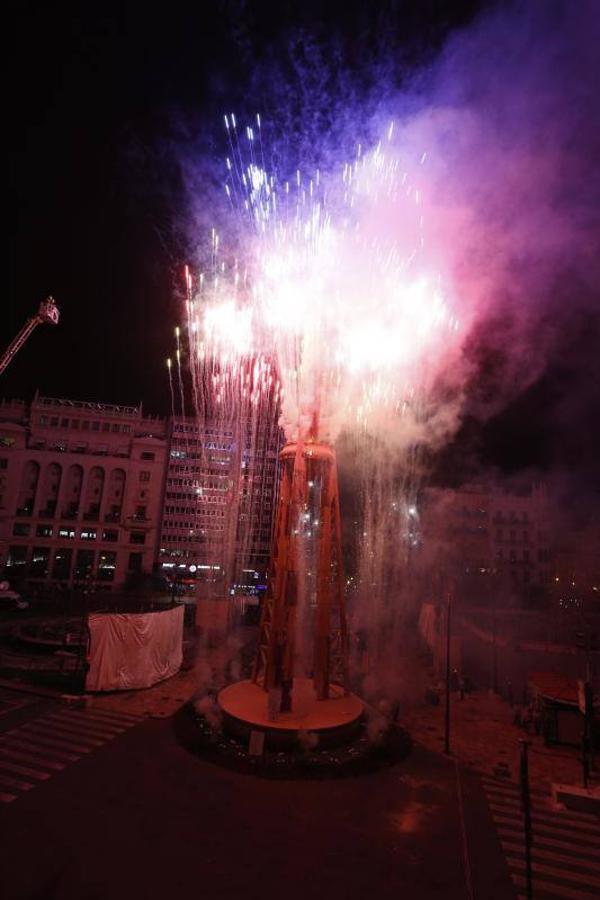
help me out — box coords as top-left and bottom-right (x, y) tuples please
(421, 482), (552, 602)
(0, 395), (167, 591)
(158, 413), (281, 595)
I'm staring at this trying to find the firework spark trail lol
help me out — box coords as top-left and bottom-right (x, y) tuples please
(176, 117), (464, 679)
(186, 118), (459, 447)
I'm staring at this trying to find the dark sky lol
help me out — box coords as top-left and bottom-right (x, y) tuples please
(6, 1), (600, 492)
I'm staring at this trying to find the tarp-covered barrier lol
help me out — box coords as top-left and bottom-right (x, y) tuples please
(86, 605), (184, 692)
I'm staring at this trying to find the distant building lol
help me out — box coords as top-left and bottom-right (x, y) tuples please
(158, 413), (281, 596)
(552, 523), (600, 609)
(421, 482), (552, 601)
(0, 395), (167, 591)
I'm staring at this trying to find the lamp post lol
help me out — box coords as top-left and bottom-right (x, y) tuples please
(519, 739), (533, 900)
(444, 589), (452, 755)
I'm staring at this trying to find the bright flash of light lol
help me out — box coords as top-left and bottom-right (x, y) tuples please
(182, 118), (460, 441)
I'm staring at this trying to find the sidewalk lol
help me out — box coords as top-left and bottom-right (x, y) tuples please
(404, 685), (585, 794)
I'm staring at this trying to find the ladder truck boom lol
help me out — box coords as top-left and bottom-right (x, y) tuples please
(0, 297), (60, 375)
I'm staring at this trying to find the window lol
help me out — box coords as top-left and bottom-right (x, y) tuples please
(52, 548), (73, 579)
(39, 416), (48, 426)
(13, 522), (31, 536)
(74, 549), (95, 579)
(128, 552), (143, 573)
(80, 528), (97, 540)
(92, 421), (100, 431)
(61, 418), (69, 428)
(102, 422), (110, 433)
(36, 524), (53, 538)
(141, 451), (155, 461)
(0, 458), (7, 469)
(139, 471), (151, 482)
(97, 550), (117, 581)
(71, 419), (80, 430)
(30, 547), (50, 578)
(102, 528), (119, 542)
(82, 420), (90, 430)
(134, 505), (147, 520)
(130, 531), (145, 545)
(58, 528), (75, 539)
(6, 546), (28, 571)
(50, 417), (59, 427)
(112, 424), (120, 433)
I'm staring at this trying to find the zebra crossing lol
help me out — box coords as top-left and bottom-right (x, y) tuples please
(0, 705), (144, 804)
(481, 773), (600, 899)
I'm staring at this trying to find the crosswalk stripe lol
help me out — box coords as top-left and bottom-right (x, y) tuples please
(0, 757), (50, 781)
(488, 802), (600, 837)
(481, 776), (546, 798)
(0, 746), (65, 772)
(483, 775), (600, 900)
(512, 872), (598, 900)
(0, 705), (142, 807)
(493, 814), (600, 849)
(0, 772), (34, 792)
(501, 838), (600, 874)
(53, 710), (127, 733)
(47, 713), (124, 739)
(1, 736), (80, 764)
(483, 786), (599, 827)
(497, 826), (600, 858)
(24, 721), (105, 747)
(16, 726), (93, 755)
(84, 708), (143, 725)
(508, 855), (600, 889)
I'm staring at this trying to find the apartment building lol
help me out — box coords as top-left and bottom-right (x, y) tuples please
(0, 395), (167, 591)
(421, 482), (552, 598)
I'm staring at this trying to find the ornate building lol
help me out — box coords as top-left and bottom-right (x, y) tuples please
(0, 395), (167, 591)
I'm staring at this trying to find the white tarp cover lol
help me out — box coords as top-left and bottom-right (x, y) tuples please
(86, 606), (184, 692)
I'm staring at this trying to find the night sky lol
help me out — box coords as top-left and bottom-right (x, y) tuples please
(6, 1), (600, 497)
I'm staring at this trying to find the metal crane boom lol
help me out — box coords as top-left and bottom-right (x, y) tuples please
(0, 297), (60, 375)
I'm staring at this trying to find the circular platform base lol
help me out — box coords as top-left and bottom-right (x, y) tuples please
(218, 678), (364, 750)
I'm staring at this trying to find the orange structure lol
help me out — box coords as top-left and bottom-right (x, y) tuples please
(252, 436), (350, 712)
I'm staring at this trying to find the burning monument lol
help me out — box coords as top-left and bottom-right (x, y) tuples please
(177, 115), (460, 749)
